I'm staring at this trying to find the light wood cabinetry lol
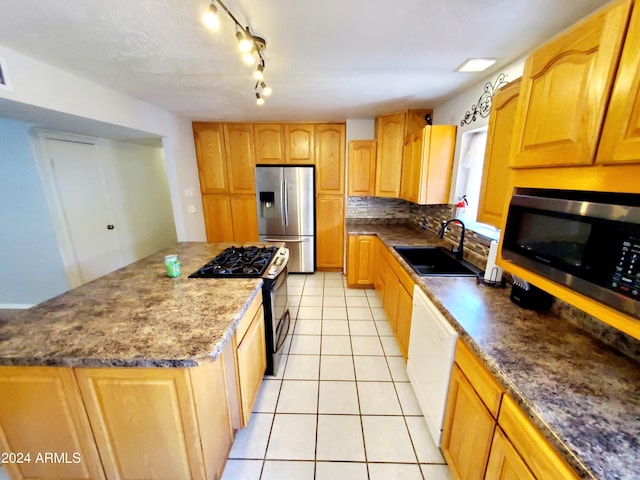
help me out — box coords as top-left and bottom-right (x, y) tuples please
(400, 125), (456, 205)
(232, 292), (266, 428)
(346, 235), (376, 287)
(597, 1), (640, 164)
(224, 124), (256, 193)
(442, 364), (497, 480)
(194, 123), (229, 194)
(0, 366), (105, 480)
(202, 194), (234, 242)
(348, 140), (377, 196)
(443, 339), (579, 480)
(395, 281), (413, 358)
(375, 112), (407, 197)
(315, 124), (346, 194)
(477, 79), (521, 228)
(230, 194), (259, 242)
(285, 124), (315, 164)
(254, 124), (284, 164)
(316, 195), (345, 270)
(485, 428), (536, 480)
(510, 0), (631, 168)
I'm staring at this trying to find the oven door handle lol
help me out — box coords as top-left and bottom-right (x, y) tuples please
(264, 238), (307, 243)
(275, 309), (291, 354)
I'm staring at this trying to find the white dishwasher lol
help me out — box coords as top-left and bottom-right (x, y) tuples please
(406, 285), (458, 446)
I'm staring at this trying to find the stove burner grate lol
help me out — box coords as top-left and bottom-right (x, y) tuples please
(189, 246), (278, 278)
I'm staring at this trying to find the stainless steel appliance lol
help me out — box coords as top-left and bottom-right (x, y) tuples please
(189, 245), (290, 375)
(407, 285), (458, 446)
(502, 188), (640, 319)
(255, 165), (315, 273)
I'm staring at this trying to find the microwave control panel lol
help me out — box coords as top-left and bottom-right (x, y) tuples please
(610, 237), (640, 299)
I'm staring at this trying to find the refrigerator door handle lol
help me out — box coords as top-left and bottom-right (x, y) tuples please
(264, 238), (309, 243)
(282, 177), (289, 226)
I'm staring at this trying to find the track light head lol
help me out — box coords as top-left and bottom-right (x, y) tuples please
(256, 92), (265, 105)
(203, 2), (219, 29)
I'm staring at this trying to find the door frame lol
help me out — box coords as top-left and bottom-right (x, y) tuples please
(31, 129), (120, 288)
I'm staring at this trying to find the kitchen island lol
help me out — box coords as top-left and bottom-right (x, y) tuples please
(348, 223), (640, 480)
(0, 242), (267, 480)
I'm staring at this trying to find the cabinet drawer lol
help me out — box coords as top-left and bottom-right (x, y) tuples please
(235, 291), (263, 343)
(499, 395), (579, 480)
(454, 340), (504, 417)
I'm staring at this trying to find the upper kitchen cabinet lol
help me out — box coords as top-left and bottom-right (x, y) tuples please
(315, 123), (346, 195)
(510, 0), (631, 168)
(254, 124), (284, 164)
(400, 125), (456, 205)
(285, 124), (315, 164)
(375, 112), (407, 197)
(477, 79), (521, 228)
(598, 2), (640, 164)
(348, 140), (377, 196)
(224, 124), (256, 194)
(375, 110), (431, 197)
(193, 123), (229, 194)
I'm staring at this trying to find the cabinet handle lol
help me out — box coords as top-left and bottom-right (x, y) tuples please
(107, 224), (115, 230)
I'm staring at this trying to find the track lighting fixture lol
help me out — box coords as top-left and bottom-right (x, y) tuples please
(202, 0), (270, 105)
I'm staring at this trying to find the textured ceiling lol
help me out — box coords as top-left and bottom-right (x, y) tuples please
(0, 0), (611, 122)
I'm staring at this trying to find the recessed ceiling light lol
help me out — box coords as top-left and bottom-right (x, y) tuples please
(455, 58), (497, 73)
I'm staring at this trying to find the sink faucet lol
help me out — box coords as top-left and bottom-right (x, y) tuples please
(438, 218), (466, 260)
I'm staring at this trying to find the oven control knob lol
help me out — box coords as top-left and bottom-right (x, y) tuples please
(269, 266), (277, 276)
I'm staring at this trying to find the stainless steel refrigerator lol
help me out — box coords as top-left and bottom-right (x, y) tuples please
(255, 166), (315, 273)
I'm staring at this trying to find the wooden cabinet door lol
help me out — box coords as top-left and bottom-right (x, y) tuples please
(316, 195), (345, 269)
(485, 428), (536, 480)
(202, 194), (234, 242)
(0, 366), (105, 480)
(254, 124), (284, 164)
(348, 140), (377, 196)
(423, 125), (456, 205)
(76, 367), (207, 480)
(230, 194), (259, 242)
(285, 124), (315, 164)
(408, 130), (424, 203)
(224, 124), (256, 193)
(235, 307), (266, 428)
(194, 122), (229, 194)
(478, 79), (521, 228)
(510, 0), (631, 168)
(373, 239), (388, 303)
(498, 395), (580, 480)
(395, 283), (413, 359)
(347, 235), (376, 287)
(406, 109), (432, 135)
(383, 267), (400, 332)
(598, 2), (640, 164)
(375, 112), (406, 197)
(316, 124), (346, 194)
(441, 364), (496, 480)
(399, 134), (415, 201)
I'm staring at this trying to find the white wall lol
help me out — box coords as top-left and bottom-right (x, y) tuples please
(433, 58), (526, 203)
(0, 45), (205, 242)
(346, 119), (375, 142)
(0, 118), (70, 306)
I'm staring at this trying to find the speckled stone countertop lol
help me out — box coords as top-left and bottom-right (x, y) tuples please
(0, 243), (265, 368)
(348, 223), (640, 480)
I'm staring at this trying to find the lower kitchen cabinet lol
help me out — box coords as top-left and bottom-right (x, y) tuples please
(442, 339), (579, 480)
(395, 282), (413, 358)
(346, 235), (376, 287)
(485, 427), (536, 480)
(229, 194), (259, 242)
(0, 366), (105, 480)
(316, 195), (345, 270)
(442, 364), (497, 480)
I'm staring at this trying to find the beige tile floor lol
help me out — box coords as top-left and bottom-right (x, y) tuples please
(222, 272), (453, 480)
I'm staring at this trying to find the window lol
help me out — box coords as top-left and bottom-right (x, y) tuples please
(453, 128), (500, 240)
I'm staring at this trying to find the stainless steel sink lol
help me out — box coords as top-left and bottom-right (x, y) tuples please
(393, 246), (480, 277)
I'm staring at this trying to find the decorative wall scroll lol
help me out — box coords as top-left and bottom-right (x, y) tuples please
(459, 73), (508, 126)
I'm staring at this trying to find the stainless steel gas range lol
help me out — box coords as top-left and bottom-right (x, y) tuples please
(189, 245), (290, 376)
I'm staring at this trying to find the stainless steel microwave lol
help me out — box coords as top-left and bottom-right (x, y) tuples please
(502, 188), (640, 319)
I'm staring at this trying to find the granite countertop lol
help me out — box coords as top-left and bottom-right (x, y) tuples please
(0, 243), (264, 368)
(347, 223), (640, 480)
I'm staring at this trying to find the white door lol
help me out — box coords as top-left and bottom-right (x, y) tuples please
(45, 138), (123, 286)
